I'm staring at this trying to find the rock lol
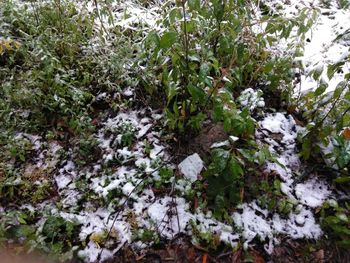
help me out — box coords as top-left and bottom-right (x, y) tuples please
(178, 153), (204, 182)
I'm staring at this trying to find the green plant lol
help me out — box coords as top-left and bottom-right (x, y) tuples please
(190, 219), (221, 250)
(204, 148), (244, 218)
(143, 0), (315, 132)
(0, 0), (137, 140)
(321, 201), (350, 247)
(154, 167), (173, 189)
(0, 171), (52, 206)
(133, 228), (160, 244)
(7, 136), (33, 162)
(297, 30), (350, 250)
(119, 122), (137, 147)
(0, 210), (39, 251)
(74, 135), (101, 166)
(253, 179), (291, 213)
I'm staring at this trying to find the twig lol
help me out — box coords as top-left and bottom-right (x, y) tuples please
(181, 0), (189, 77)
(171, 176), (181, 236)
(93, 0), (111, 39)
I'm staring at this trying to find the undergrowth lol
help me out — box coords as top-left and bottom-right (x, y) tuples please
(0, 0), (350, 261)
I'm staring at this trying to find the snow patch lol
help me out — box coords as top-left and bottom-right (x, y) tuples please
(295, 178), (332, 208)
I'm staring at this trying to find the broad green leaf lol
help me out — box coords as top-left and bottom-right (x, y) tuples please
(333, 81), (346, 99)
(144, 31), (160, 48)
(314, 83), (327, 96)
(210, 148), (230, 173)
(187, 83), (205, 102)
(160, 31), (178, 49)
(227, 157), (244, 179)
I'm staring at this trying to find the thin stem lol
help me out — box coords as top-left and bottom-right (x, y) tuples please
(93, 0), (111, 39)
(181, 0), (189, 81)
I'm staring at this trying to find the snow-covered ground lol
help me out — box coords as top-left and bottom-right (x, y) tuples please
(1, 0), (349, 262)
(8, 108), (335, 262)
(264, 0), (350, 93)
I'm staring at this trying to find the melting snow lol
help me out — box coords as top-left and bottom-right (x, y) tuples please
(238, 88), (265, 111)
(295, 178), (332, 208)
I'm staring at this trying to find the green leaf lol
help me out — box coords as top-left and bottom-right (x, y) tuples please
(43, 216), (66, 240)
(188, 0), (200, 11)
(238, 149), (254, 162)
(187, 83), (205, 102)
(301, 136), (312, 160)
(160, 31), (178, 49)
(144, 31), (160, 48)
(263, 61), (274, 73)
(327, 62), (345, 79)
(314, 83), (327, 96)
(227, 157), (244, 180)
(209, 148), (230, 174)
(333, 81), (346, 99)
(212, 100), (223, 122)
(159, 167), (173, 180)
(15, 225), (35, 239)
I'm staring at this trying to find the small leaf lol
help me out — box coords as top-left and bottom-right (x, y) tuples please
(263, 61), (274, 73)
(314, 83), (327, 96)
(209, 148), (230, 174)
(144, 31), (160, 48)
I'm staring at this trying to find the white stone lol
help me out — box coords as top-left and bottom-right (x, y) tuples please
(178, 153), (204, 182)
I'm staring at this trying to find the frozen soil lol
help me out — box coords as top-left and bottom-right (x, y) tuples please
(1, 0), (350, 262)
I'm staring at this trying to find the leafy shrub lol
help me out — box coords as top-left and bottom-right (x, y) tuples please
(205, 148), (244, 218)
(297, 25), (350, 247)
(321, 201), (350, 247)
(142, 0), (315, 132)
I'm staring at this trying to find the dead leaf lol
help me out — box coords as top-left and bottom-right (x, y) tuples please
(186, 247), (195, 262)
(314, 249), (324, 263)
(194, 197), (198, 210)
(342, 127), (350, 140)
(202, 253), (208, 263)
(250, 249), (265, 263)
(231, 249), (242, 263)
(240, 187), (244, 202)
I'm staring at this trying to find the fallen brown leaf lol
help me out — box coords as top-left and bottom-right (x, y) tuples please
(250, 249), (265, 263)
(342, 127), (350, 140)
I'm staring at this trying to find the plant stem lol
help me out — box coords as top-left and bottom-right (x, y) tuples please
(94, 0), (111, 39)
(181, 0), (189, 82)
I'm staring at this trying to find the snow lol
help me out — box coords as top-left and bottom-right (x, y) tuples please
(178, 153), (204, 183)
(233, 202), (323, 254)
(147, 196), (193, 239)
(257, 113), (300, 186)
(147, 196), (239, 246)
(295, 178), (332, 208)
(55, 161), (76, 190)
(298, 7), (350, 93)
(3, 0), (348, 261)
(78, 241), (113, 262)
(3, 70), (337, 262)
(229, 136), (240, 143)
(210, 140), (230, 148)
(238, 88), (265, 111)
